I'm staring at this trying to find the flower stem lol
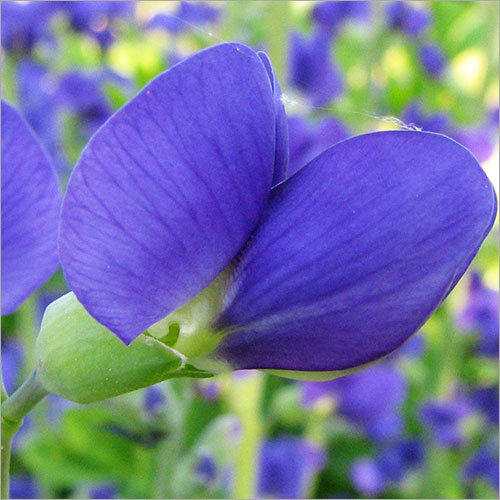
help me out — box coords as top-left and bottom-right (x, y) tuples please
(226, 372), (264, 498)
(1, 370), (48, 499)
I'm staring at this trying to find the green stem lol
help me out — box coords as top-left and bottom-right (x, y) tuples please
(227, 372), (264, 499)
(1, 371), (48, 499)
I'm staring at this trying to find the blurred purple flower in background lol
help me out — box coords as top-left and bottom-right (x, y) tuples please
(57, 0), (134, 49)
(386, 1), (431, 38)
(402, 102), (497, 163)
(195, 453), (218, 488)
(420, 395), (473, 448)
(287, 115), (351, 175)
(463, 441), (500, 491)
(311, 1), (371, 33)
(16, 60), (67, 172)
(57, 71), (113, 135)
(419, 43), (446, 78)
(89, 482), (118, 499)
(1, 340), (23, 394)
(457, 272), (499, 357)
(196, 380), (222, 402)
(258, 437), (326, 499)
(302, 364), (407, 441)
(471, 387), (499, 425)
(143, 385), (167, 418)
(1, 101), (61, 315)
(350, 439), (424, 496)
(289, 27), (344, 106)
(0, 1), (56, 53)
(9, 476), (39, 500)
(350, 458), (385, 497)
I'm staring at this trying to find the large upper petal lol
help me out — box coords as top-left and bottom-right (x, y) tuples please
(215, 131), (497, 371)
(59, 43), (276, 343)
(1, 100), (61, 315)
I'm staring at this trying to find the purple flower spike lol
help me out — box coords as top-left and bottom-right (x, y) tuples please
(1, 101), (61, 315)
(258, 437), (326, 499)
(59, 44), (281, 344)
(419, 43), (446, 78)
(217, 131), (496, 371)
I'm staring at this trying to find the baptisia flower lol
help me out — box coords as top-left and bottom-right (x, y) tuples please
(1, 101), (61, 315)
(42, 43), (495, 401)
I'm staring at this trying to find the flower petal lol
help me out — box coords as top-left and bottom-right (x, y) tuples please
(257, 51), (289, 184)
(59, 43), (276, 343)
(216, 131), (497, 371)
(1, 100), (61, 314)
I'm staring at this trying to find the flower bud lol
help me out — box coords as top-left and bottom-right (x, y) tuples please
(35, 292), (209, 404)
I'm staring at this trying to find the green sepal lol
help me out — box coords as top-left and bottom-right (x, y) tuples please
(35, 293), (201, 404)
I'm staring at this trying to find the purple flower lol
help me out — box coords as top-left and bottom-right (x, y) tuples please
(419, 43), (446, 78)
(143, 385), (167, 417)
(1, 101), (61, 315)
(195, 453), (218, 487)
(289, 28), (344, 106)
(457, 272), (499, 357)
(350, 439), (424, 496)
(303, 364), (407, 441)
(386, 1), (431, 38)
(59, 43), (496, 374)
(288, 115), (351, 175)
(455, 126), (497, 164)
(350, 458), (385, 496)
(311, 1), (371, 32)
(57, 70), (113, 136)
(258, 437), (326, 499)
(89, 483), (118, 499)
(402, 102), (453, 134)
(16, 60), (67, 172)
(420, 396), (473, 448)
(1, 340), (23, 394)
(9, 476), (39, 499)
(57, 1), (134, 49)
(196, 380), (222, 402)
(1, 1), (56, 53)
(402, 102), (496, 162)
(471, 387), (499, 425)
(464, 441), (499, 490)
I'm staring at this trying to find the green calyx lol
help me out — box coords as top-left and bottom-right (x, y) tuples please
(35, 293), (213, 404)
(147, 270), (232, 374)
